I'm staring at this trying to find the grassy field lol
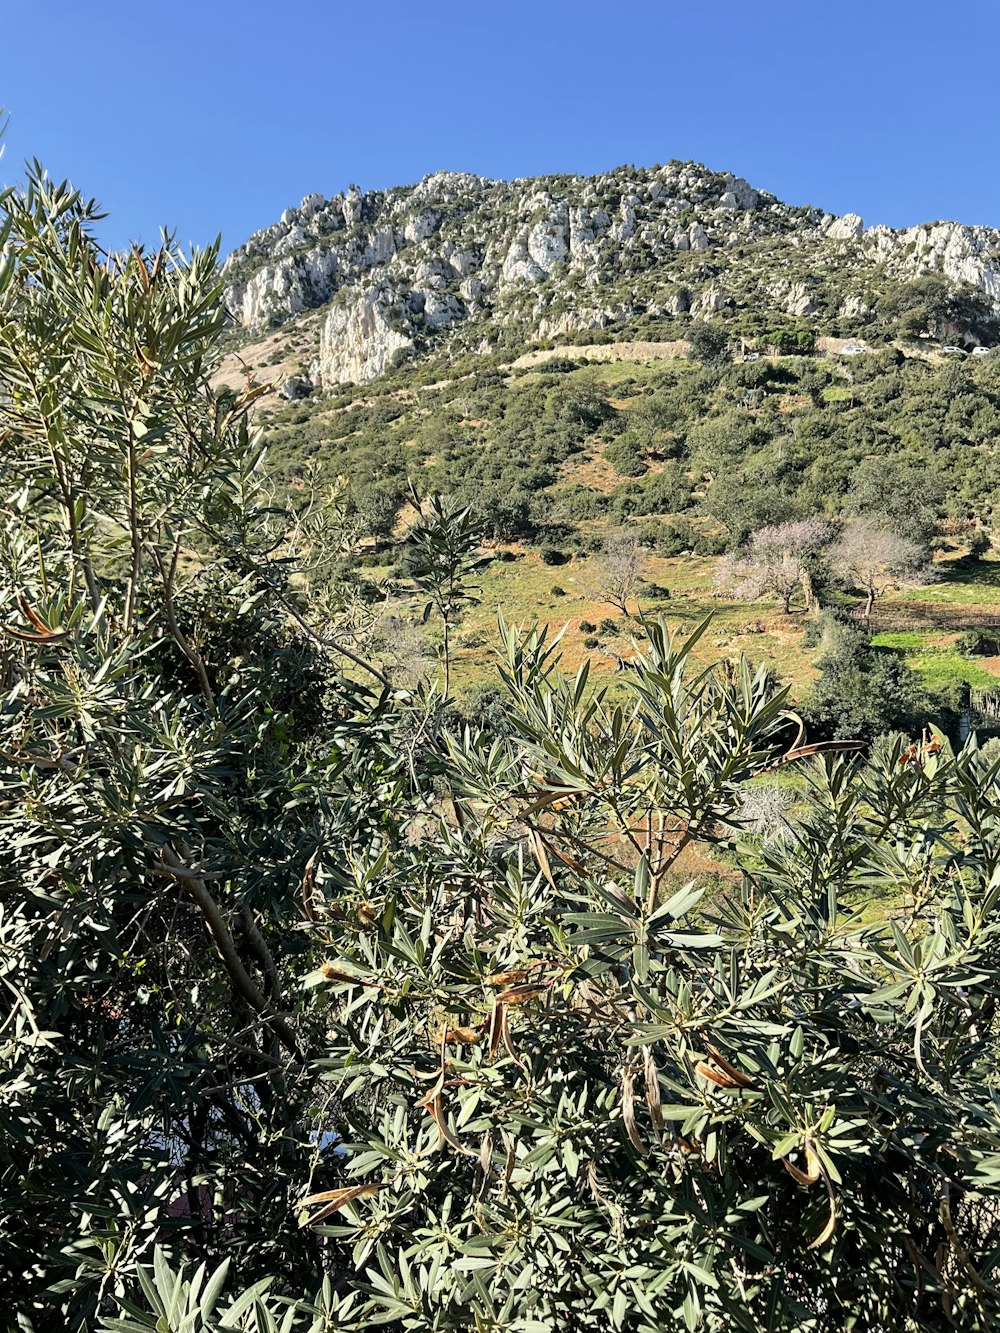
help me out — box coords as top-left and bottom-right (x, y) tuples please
(450, 547), (815, 688)
(434, 548), (1000, 701)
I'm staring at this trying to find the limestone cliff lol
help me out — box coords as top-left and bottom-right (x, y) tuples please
(222, 162), (1000, 386)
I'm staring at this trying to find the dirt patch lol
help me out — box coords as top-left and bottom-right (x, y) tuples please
(511, 340), (689, 370)
(865, 603), (1000, 631)
(211, 314), (321, 397)
(555, 449), (621, 495)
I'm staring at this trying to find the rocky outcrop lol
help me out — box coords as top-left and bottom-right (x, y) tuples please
(312, 282), (417, 386)
(864, 221), (1000, 303)
(221, 161), (1000, 385)
(823, 213), (864, 240)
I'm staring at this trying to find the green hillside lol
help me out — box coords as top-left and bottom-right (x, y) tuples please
(240, 331), (1000, 732)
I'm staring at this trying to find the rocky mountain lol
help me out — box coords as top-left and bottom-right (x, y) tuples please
(221, 161), (1000, 388)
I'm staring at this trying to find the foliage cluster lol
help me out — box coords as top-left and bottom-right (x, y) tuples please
(6, 165), (1000, 1333)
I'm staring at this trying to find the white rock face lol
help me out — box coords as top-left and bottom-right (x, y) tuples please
(839, 293), (869, 318)
(527, 208), (569, 269)
(403, 210), (441, 243)
(720, 175), (758, 210)
(535, 308), (609, 340)
(221, 160), (1000, 391)
(226, 249), (340, 326)
(343, 184), (363, 228)
(860, 219), (1000, 302)
(501, 235), (545, 286)
(824, 213), (864, 240)
(777, 281), (819, 316)
(693, 285), (730, 315)
(273, 224), (306, 257)
(460, 275), (483, 302)
(363, 227), (397, 267)
(314, 283), (413, 385)
(790, 286), (818, 316)
(688, 223), (710, 251)
(444, 246), (479, 277)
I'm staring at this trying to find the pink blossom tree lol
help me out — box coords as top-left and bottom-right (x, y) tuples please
(716, 520), (833, 614)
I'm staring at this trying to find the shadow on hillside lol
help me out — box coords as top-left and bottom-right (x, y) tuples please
(933, 556), (1000, 588)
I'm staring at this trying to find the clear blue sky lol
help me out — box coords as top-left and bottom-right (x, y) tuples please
(3, 0), (999, 254)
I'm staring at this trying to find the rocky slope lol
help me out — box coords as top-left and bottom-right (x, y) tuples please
(221, 161), (1000, 387)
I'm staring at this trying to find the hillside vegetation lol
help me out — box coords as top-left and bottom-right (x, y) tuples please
(208, 161), (1000, 737)
(234, 330), (1000, 739)
(7, 158), (1000, 1331)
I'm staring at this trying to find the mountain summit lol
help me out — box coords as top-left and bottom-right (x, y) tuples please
(222, 161), (1000, 386)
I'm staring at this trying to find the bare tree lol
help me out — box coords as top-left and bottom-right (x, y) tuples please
(716, 520), (832, 614)
(595, 532), (650, 616)
(829, 520), (932, 620)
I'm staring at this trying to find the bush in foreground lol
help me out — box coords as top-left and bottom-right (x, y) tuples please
(4, 167), (1000, 1333)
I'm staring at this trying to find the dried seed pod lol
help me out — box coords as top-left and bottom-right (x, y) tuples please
(621, 1065), (646, 1156)
(701, 1040), (759, 1090)
(782, 1155), (819, 1186)
(441, 1026), (483, 1046)
(297, 1182), (384, 1227)
(498, 983), (548, 1006)
(695, 1060), (745, 1090)
(487, 968), (529, 987)
(321, 962), (365, 984)
(643, 1046), (665, 1144)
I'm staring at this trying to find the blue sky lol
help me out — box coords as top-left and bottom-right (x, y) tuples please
(3, 1), (999, 254)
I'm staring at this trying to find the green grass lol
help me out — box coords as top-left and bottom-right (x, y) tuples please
(906, 652), (998, 689)
(872, 629), (1000, 688)
(870, 631), (930, 651)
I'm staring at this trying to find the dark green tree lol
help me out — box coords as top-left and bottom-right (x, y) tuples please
(687, 320), (730, 366)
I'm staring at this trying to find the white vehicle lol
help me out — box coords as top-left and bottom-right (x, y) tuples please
(942, 345), (966, 356)
(972, 346), (993, 357)
(840, 343), (865, 356)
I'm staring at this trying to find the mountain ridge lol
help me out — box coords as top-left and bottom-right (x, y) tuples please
(221, 159), (1000, 388)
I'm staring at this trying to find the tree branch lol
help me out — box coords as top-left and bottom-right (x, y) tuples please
(157, 847), (300, 1057)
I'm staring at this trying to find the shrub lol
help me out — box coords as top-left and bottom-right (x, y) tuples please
(658, 519), (695, 555)
(687, 320), (731, 365)
(451, 683), (511, 735)
(694, 529), (729, 556)
(958, 628), (1000, 656)
(583, 634), (600, 648)
(539, 545), (568, 566)
(605, 437), (649, 477)
(551, 584), (567, 597)
(968, 529), (992, 562)
(579, 619), (596, 633)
